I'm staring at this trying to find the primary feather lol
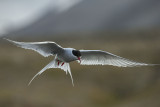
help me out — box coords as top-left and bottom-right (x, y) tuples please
(80, 50), (154, 67)
(5, 38), (63, 57)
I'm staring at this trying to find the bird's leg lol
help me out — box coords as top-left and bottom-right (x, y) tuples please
(61, 62), (64, 66)
(57, 60), (60, 66)
(56, 59), (63, 66)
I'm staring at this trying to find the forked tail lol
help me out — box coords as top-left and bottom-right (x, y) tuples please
(28, 57), (74, 86)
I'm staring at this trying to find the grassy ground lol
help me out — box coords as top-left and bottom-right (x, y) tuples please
(0, 31), (160, 107)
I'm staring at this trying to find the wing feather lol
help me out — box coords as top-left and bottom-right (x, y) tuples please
(5, 38), (63, 57)
(80, 50), (154, 67)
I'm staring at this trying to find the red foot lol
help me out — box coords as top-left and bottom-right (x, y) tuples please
(61, 62), (64, 66)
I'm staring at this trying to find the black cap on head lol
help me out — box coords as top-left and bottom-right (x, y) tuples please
(72, 50), (81, 57)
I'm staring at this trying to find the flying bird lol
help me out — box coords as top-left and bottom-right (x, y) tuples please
(5, 38), (158, 86)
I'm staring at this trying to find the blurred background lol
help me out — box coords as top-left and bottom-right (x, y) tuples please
(0, 0), (160, 107)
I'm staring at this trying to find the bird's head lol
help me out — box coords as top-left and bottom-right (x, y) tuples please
(72, 50), (81, 63)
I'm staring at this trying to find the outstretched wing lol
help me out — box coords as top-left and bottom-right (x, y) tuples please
(5, 38), (63, 57)
(79, 50), (153, 67)
(28, 57), (74, 86)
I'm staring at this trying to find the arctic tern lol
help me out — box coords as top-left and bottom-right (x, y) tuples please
(5, 38), (158, 86)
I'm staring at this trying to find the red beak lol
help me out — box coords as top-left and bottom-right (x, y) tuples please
(78, 57), (81, 63)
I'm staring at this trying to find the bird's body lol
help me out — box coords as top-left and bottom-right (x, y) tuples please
(57, 48), (78, 62)
(5, 38), (158, 86)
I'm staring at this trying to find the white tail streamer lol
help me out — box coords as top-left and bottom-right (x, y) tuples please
(28, 57), (74, 86)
